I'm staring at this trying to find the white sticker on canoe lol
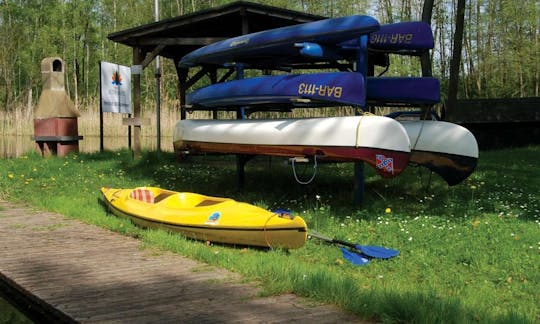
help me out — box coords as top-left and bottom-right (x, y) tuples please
(206, 212), (221, 225)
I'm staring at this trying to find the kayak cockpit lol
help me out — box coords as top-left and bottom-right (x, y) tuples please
(129, 188), (230, 208)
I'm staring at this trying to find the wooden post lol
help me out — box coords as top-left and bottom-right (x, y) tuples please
(99, 61), (104, 152)
(132, 47), (143, 158)
(209, 68), (218, 119)
(178, 67), (188, 120)
(353, 160), (365, 207)
(155, 60), (161, 152)
(353, 35), (369, 207)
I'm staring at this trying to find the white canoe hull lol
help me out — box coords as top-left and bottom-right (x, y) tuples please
(401, 120), (479, 185)
(174, 115), (412, 177)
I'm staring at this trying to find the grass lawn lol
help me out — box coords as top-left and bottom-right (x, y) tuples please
(0, 146), (538, 323)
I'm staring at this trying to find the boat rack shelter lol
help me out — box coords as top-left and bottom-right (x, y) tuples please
(108, 1), (325, 120)
(107, 1), (370, 204)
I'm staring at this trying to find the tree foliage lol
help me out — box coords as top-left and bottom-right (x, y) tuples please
(0, 0), (537, 112)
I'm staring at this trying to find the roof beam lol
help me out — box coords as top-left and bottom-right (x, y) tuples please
(137, 37), (227, 46)
(141, 44), (166, 68)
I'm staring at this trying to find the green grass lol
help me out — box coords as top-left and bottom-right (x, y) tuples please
(0, 296), (32, 324)
(0, 147), (538, 323)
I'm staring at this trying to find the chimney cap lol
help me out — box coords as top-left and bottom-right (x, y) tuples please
(41, 57), (64, 73)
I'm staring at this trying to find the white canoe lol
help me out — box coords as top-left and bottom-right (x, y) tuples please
(401, 120), (479, 185)
(174, 115), (411, 178)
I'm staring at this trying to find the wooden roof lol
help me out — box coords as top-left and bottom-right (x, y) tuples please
(108, 1), (325, 60)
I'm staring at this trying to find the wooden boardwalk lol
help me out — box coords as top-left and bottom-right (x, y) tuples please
(0, 201), (363, 323)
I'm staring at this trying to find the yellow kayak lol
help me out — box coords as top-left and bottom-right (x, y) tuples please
(100, 187), (307, 249)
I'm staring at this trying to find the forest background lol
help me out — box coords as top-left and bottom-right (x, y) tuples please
(0, 0), (538, 120)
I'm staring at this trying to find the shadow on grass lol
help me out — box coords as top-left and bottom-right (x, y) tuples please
(98, 149), (538, 223)
(291, 268), (531, 323)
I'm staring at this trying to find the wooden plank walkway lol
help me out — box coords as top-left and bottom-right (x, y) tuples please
(0, 201), (364, 323)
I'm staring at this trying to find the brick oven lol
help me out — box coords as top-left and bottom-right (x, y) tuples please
(33, 57), (82, 156)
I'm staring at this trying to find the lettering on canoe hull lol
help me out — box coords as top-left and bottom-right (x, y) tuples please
(298, 83), (343, 99)
(370, 33), (414, 45)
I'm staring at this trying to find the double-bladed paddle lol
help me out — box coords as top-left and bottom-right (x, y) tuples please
(309, 231), (399, 265)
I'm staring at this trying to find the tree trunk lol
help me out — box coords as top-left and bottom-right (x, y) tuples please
(446, 0), (466, 116)
(383, 0), (394, 23)
(420, 0), (434, 77)
(26, 88), (32, 118)
(474, 0), (482, 96)
(420, 0), (435, 120)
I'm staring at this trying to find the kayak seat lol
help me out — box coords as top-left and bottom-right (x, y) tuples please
(160, 193), (227, 208)
(130, 188), (155, 204)
(153, 192), (174, 203)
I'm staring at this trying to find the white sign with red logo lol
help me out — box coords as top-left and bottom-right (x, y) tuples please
(100, 61), (131, 114)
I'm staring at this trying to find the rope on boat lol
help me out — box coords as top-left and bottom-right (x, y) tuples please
(291, 155), (318, 185)
(263, 213), (277, 248)
(411, 119), (426, 152)
(410, 117), (434, 191)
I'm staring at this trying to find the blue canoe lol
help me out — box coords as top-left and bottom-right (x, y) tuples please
(368, 21), (434, 53)
(366, 77), (440, 105)
(336, 21), (434, 54)
(187, 72), (366, 109)
(179, 15), (379, 67)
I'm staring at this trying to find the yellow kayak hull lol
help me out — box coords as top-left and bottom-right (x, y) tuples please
(100, 187), (307, 249)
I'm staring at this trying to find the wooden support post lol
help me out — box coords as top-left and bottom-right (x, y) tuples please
(236, 155), (254, 191)
(132, 47), (143, 159)
(235, 63), (247, 189)
(155, 58), (161, 152)
(235, 64), (246, 119)
(209, 68), (218, 119)
(99, 62), (104, 153)
(353, 161), (365, 207)
(178, 66), (188, 120)
(353, 35), (369, 207)
(236, 156), (246, 191)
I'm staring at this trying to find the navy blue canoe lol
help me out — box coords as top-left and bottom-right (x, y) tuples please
(179, 15), (379, 68)
(366, 77), (440, 105)
(180, 20), (432, 69)
(187, 74), (438, 109)
(335, 21), (434, 55)
(187, 72), (367, 109)
(368, 21), (434, 54)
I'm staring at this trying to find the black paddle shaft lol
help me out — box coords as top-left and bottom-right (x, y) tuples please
(309, 232), (357, 250)
(309, 231), (399, 259)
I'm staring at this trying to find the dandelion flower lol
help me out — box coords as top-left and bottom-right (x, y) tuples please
(385, 207), (392, 214)
(8, 173), (14, 179)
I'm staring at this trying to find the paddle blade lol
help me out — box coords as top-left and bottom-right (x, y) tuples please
(356, 245), (399, 259)
(341, 248), (370, 265)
